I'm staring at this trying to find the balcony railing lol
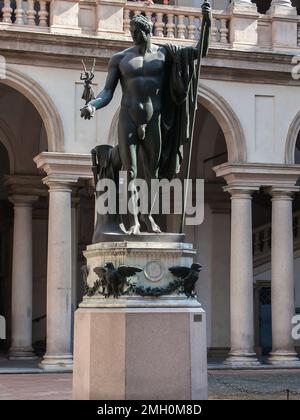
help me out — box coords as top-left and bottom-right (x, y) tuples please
(0, 0), (50, 29)
(124, 2), (229, 45)
(0, 0), (299, 51)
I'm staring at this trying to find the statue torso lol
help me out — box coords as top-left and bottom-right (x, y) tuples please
(118, 45), (167, 125)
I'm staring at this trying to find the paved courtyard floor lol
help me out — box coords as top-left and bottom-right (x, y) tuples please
(0, 370), (299, 400)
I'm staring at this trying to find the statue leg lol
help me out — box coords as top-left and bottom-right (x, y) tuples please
(140, 113), (162, 233)
(118, 109), (140, 235)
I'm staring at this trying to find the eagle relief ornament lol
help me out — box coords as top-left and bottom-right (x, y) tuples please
(82, 262), (202, 299)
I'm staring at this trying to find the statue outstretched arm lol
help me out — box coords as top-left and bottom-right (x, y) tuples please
(81, 54), (121, 119)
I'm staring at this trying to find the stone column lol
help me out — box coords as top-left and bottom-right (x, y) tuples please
(9, 195), (38, 360)
(268, 188), (300, 366)
(224, 188), (259, 367)
(71, 196), (80, 352)
(40, 178), (75, 371)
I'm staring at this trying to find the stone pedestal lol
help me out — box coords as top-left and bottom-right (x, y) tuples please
(50, 0), (81, 35)
(96, 0), (126, 37)
(268, 1), (298, 51)
(73, 307), (207, 400)
(73, 240), (208, 400)
(228, 1), (259, 49)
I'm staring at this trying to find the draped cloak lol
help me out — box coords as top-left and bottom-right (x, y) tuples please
(158, 44), (197, 181)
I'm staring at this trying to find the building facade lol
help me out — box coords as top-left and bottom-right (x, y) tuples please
(0, 0), (300, 369)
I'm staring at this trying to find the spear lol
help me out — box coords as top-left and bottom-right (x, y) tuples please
(180, 0), (210, 234)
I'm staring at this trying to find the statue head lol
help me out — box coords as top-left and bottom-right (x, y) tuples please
(130, 15), (153, 45)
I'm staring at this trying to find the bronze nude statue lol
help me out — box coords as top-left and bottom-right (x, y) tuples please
(81, 2), (211, 237)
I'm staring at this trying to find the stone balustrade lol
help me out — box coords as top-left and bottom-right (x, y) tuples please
(0, 0), (50, 28)
(0, 0), (299, 51)
(124, 2), (230, 45)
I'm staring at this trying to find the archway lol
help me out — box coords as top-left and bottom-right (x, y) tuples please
(1, 66), (64, 153)
(0, 141), (12, 354)
(198, 84), (247, 163)
(0, 82), (50, 357)
(285, 110), (300, 164)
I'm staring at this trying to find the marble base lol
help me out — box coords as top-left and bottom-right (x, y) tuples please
(73, 306), (208, 400)
(224, 353), (261, 368)
(75, 240), (207, 399)
(267, 351), (300, 367)
(9, 347), (37, 361)
(39, 355), (73, 372)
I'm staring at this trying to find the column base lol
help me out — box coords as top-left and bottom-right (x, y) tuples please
(9, 347), (37, 360)
(224, 352), (260, 368)
(39, 355), (73, 372)
(267, 351), (300, 367)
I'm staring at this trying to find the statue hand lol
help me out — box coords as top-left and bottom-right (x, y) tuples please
(201, 1), (212, 25)
(81, 104), (96, 120)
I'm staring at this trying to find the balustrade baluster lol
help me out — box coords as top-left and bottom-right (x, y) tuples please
(188, 15), (196, 40)
(124, 9), (131, 34)
(15, 0), (25, 25)
(211, 17), (218, 43)
(166, 13), (175, 38)
(2, 0), (13, 24)
(155, 12), (164, 38)
(26, 0), (37, 26)
(38, 0), (48, 27)
(220, 18), (228, 44)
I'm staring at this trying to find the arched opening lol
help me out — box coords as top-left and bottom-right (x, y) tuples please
(0, 141), (12, 355)
(0, 82), (50, 357)
(187, 102), (230, 359)
(285, 110), (300, 164)
(1, 66), (64, 153)
(295, 131), (300, 164)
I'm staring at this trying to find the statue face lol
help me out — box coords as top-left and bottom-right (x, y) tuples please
(130, 26), (149, 45)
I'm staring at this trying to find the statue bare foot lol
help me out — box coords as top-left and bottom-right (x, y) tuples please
(140, 215), (162, 234)
(119, 223), (128, 234)
(127, 224), (141, 236)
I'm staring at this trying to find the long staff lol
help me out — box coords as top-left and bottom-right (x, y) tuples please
(180, 0), (210, 234)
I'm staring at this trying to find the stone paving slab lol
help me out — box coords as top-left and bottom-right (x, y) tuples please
(0, 374), (72, 400)
(208, 369), (300, 400)
(0, 370), (299, 400)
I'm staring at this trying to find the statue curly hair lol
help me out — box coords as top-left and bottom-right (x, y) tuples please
(130, 14), (153, 35)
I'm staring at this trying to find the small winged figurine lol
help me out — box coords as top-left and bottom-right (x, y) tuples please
(94, 262), (143, 298)
(169, 263), (202, 298)
(80, 59), (96, 105)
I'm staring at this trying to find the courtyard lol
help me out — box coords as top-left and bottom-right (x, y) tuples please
(0, 370), (299, 401)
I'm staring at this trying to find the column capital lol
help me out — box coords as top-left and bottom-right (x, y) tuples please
(266, 186), (300, 200)
(9, 194), (39, 207)
(224, 186), (259, 199)
(43, 175), (78, 192)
